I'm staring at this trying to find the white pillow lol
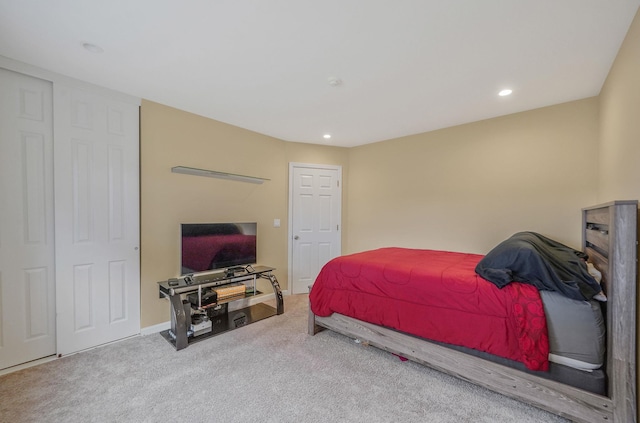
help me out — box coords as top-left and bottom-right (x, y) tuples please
(587, 262), (607, 302)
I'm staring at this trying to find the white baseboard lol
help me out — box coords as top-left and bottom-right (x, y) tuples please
(141, 321), (170, 336)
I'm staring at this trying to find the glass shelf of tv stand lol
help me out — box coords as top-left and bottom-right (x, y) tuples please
(165, 297), (277, 347)
(158, 266), (274, 296)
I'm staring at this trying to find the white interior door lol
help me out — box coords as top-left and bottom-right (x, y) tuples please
(0, 68), (56, 369)
(289, 163), (342, 294)
(54, 84), (140, 355)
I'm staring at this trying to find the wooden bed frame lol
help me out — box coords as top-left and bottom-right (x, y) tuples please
(308, 201), (637, 423)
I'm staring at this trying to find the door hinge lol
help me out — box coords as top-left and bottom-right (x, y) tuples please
(337, 180), (340, 187)
(337, 224), (339, 231)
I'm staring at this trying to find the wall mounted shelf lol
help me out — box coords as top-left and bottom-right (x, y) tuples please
(171, 166), (269, 184)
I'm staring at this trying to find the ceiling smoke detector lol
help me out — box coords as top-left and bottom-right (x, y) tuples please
(327, 77), (343, 87)
(82, 42), (104, 53)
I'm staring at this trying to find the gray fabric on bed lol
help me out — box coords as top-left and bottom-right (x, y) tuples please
(475, 231), (601, 300)
(540, 290), (606, 366)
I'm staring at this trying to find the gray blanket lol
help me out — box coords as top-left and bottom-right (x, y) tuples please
(475, 232), (601, 301)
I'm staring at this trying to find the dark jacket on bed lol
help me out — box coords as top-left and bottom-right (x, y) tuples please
(475, 231), (601, 301)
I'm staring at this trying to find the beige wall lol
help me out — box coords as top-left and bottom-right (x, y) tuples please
(598, 8), (640, 202)
(346, 98), (600, 255)
(597, 8), (640, 408)
(141, 97), (602, 328)
(140, 101), (348, 327)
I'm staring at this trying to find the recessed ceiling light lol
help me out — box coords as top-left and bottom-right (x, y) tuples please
(498, 89), (513, 97)
(323, 134), (332, 139)
(82, 42), (104, 54)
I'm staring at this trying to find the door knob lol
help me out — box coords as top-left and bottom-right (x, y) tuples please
(294, 235), (299, 240)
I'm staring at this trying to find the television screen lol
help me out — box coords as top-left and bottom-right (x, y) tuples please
(180, 222), (257, 275)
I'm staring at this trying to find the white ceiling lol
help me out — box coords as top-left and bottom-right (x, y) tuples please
(1, 1), (638, 147)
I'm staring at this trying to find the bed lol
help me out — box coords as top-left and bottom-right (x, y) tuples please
(308, 201), (637, 423)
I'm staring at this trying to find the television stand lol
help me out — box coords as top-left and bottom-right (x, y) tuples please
(158, 266), (283, 350)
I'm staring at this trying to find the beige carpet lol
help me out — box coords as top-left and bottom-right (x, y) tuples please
(0, 294), (568, 422)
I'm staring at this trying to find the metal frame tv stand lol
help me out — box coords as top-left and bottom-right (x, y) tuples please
(158, 266), (283, 350)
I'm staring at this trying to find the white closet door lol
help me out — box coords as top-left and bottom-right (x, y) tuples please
(0, 68), (56, 369)
(54, 85), (140, 355)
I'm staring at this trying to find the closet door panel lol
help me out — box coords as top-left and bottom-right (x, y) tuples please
(54, 84), (140, 355)
(0, 68), (56, 370)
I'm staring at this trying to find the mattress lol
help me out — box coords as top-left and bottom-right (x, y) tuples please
(541, 290), (605, 371)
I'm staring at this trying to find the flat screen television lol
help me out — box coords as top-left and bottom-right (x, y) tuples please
(180, 222), (257, 275)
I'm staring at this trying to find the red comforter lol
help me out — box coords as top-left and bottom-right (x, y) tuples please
(309, 248), (549, 371)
